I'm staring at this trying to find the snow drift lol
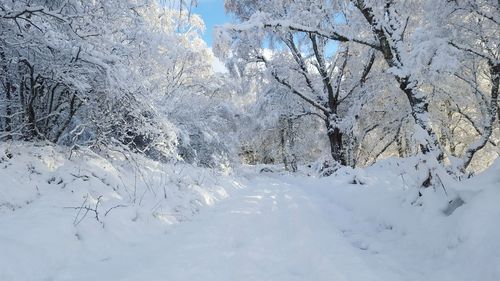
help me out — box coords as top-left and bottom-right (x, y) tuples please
(0, 143), (499, 281)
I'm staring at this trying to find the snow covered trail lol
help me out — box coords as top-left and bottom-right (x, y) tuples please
(2, 167), (500, 281)
(116, 176), (392, 281)
(43, 174), (404, 281)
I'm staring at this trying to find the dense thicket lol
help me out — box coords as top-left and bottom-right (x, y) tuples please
(0, 0), (238, 168)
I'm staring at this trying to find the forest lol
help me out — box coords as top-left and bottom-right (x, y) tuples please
(0, 0), (499, 280)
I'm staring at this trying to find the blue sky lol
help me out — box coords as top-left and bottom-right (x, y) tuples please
(191, 0), (338, 56)
(192, 0), (231, 46)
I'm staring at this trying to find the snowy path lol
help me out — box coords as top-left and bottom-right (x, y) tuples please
(124, 180), (371, 280)
(55, 175), (403, 281)
(2, 171), (498, 281)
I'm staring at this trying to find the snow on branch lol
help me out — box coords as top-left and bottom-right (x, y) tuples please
(221, 14), (381, 51)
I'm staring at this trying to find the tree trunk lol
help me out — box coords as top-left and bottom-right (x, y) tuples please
(326, 115), (346, 165)
(0, 50), (12, 139)
(280, 116), (289, 171)
(21, 59), (38, 140)
(44, 83), (60, 132)
(460, 62), (499, 171)
(398, 77), (444, 162)
(4, 81), (12, 139)
(287, 118), (298, 172)
(53, 94), (78, 143)
(280, 115), (298, 172)
(354, 0), (444, 163)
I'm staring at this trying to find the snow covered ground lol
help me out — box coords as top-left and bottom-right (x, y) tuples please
(1, 144), (499, 281)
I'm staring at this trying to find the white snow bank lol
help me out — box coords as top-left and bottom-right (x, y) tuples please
(273, 157), (500, 281)
(0, 142), (244, 281)
(0, 145), (498, 281)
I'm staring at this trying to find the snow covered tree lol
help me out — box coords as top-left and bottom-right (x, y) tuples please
(216, 1), (381, 166)
(446, 0), (499, 172)
(216, 0), (498, 177)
